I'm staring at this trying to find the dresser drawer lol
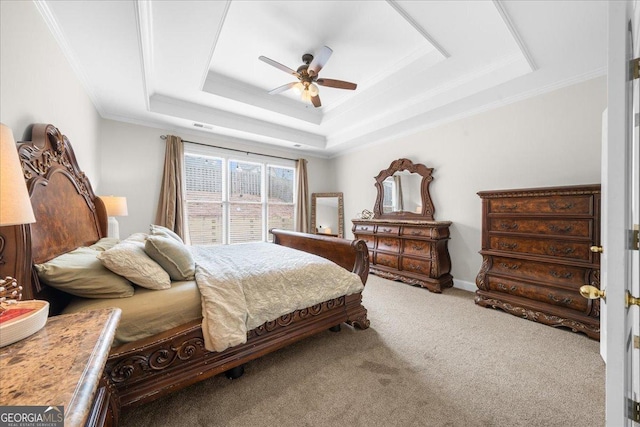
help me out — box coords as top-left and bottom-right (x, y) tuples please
(488, 195), (593, 215)
(375, 252), (399, 269)
(401, 226), (450, 239)
(353, 223), (374, 234)
(490, 256), (588, 286)
(488, 218), (592, 238)
(489, 236), (592, 261)
(356, 234), (375, 250)
(377, 236), (400, 253)
(487, 275), (588, 312)
(402, 239), (432, 257)
(376, 225), (400, 235)
(401, 256), (431, 275)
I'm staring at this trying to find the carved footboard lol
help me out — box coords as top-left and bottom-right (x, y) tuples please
(106, 230), (370, 411)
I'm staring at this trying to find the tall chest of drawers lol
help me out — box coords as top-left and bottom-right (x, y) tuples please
(352, 219), (453, 293)
(475, 185), (601, 339)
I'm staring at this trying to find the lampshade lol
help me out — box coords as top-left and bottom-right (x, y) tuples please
(100, 196), (128, 217)
(0, 124), (36, 226)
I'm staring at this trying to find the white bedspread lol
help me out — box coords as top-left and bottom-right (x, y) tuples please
(190, 242), (364, 352)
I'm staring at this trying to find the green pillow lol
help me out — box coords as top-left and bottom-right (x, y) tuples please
(35, 247), (134, 298)
(150, 224), (183, 243)
(89, 237), (120, 251)
(144, 235), (195, 281)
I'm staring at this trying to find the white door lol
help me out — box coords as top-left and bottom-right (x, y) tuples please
(604, 2), (640, 426)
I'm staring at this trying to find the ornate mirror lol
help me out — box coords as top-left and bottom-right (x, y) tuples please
(373, 158), (435, 220)
(311, 192), (344, 238)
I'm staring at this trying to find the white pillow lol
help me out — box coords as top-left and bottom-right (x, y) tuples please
(98, 240), (171, 290)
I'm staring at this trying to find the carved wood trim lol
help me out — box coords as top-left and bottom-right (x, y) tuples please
(474, 295), (600, 339)
(370, 267), (452, 293)
(477, 184), (601, 199)
(373, 158), (435, 220)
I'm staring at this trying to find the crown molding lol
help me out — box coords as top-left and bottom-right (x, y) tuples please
(493, 0), (536, 71)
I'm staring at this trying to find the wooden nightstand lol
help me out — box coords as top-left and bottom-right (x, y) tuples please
(0, 308), (121, 427)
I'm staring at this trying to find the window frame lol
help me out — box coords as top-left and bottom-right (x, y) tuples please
(184, 143), (297, 244)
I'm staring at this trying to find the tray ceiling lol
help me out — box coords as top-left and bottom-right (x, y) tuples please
(36, 0), (606, 157)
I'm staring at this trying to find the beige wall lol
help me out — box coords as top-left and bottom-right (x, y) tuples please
(334, 76), (606, 289)
(0, 0), (101, 185)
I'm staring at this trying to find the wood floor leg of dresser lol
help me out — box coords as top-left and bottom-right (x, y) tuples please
(474, 291), (600, 340)
(371, 269), (453, 293)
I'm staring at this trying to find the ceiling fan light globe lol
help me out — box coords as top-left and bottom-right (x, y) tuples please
(301, 89), (311, 102)
(308, 83), (319, 97)
(293, 82), (304, 94)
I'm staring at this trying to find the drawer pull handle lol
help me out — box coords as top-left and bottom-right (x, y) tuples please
(410, 231), (422, 236)
(382, 228), (393, 233)
(548, 246), (575, 256)
(498, 242), (518, 250)
(548, 224), (574, 233)
(498, 283), (518, 292)
(499, 262), (520, 270)
(411, 244), (426, 251)
(549, 270), (574, 279)
(499, 203), (518, 211)
(548, 294), (573, 305)
(407, 263), (423, 272)
(549, 201), (575, 210)
(499, 222), (518, 230)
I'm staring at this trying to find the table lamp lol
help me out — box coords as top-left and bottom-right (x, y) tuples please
(100, 196), (128, 239)
(0, 123), (36, 313)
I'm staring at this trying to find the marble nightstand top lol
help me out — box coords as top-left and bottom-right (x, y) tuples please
(0, 308), (121, 427)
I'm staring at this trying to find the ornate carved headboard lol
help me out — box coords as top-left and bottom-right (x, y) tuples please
(0, 124), (108, 313)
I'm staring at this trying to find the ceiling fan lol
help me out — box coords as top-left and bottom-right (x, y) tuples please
(258, 46), (357, 108)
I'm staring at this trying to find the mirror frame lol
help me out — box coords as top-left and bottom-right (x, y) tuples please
(373, 158), (435, 220)
(311, 192), (344, 238)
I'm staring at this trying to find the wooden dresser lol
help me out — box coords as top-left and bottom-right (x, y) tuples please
(352, 219), (453, 293)
(0, 308), (121, 426)
(475, 184), (601, 339)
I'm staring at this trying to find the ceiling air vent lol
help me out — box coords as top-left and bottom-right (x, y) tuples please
(193, 123), (213, 130)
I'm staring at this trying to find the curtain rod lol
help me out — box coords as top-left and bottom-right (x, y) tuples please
(160, 135), (298, 162)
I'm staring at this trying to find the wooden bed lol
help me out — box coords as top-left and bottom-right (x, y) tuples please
(0, 124), (370, 426)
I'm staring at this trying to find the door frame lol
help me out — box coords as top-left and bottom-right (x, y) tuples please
(605, 2), (635, 426)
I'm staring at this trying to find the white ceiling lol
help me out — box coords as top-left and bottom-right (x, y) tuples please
(36, 0), (607, 157)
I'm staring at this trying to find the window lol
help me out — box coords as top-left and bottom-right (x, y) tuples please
(184, 146), (295, 245)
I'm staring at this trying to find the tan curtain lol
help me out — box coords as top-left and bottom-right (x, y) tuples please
(155, 135), (186, 240)
(295, 158), (309, 233)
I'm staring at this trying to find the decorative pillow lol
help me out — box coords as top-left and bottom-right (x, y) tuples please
(150, 224), (184, 244)
(89, 237), (120, 251)
(97, 241), (171, 290)
(144, 235), (195, 281)
(35, 247), (134, 298)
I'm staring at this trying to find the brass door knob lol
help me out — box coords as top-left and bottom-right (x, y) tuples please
(580, 285), (606, 300)
(627, 291), (640, 307)
(590, 246), (603, 253)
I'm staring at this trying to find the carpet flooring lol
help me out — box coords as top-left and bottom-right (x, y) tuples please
(120, 275), (604, 427)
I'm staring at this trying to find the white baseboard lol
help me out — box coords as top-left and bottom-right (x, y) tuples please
(452, 278), (477, 293)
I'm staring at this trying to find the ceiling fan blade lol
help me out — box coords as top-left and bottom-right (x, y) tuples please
(268, 82), (298, 95)
(308, 46), (333, 77)
(259, 56), (300, 77)
(311, 94), (322, 108)
(316, 78), (357, 90)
